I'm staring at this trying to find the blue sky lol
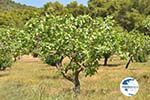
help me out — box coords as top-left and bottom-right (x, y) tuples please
(12, 0), (88, 7)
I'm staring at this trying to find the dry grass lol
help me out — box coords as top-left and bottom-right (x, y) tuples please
(0, 55), (150, 100)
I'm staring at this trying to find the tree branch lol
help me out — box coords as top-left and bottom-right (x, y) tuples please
(55, 63), (73, 82)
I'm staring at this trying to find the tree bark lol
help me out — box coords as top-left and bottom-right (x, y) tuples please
(55, 58), (83, 94)
(72, 67), (83, 94)
(104, 56), (108, 66)
(125, 56), (132, 69)
(72, 73), (80, 94)
(13, 55), (17, 62)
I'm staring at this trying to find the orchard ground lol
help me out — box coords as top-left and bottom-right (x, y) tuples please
(0, 55), (150, 100)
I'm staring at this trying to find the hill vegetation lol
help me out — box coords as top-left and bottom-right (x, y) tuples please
(0, 0), (39, 28)
(0, 0), (150, 35)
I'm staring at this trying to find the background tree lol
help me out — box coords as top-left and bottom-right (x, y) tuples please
(88, 0), (150, 32)
(94, 16), (123, 66)
(66, 1), (88, 17)
(119, 31), (149, 69)
(0, 26), (29, 70)
(136, 16), (150, 36)
(42, 1), (67, 16)
(88, 0), (108, 18)
(0, 28), (13, 70)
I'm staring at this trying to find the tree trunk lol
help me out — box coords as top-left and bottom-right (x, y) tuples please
(56, 59), (83, 94)
(104, 57), (108, 66)
(13, 55), (17, 62)
(125, 56), (132, 69)
(72, 74), (80, 94)
(14, 57), (17, 62)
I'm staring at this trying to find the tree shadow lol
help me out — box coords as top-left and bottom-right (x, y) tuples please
(99, 63), (122, 67)
(38, 75), (62, 80)
(0, 73), (9, 77)
(128, 68), (137, 70)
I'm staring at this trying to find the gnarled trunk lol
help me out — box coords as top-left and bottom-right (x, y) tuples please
(72, 73), (80, 94)
(55, 58), (83, 94)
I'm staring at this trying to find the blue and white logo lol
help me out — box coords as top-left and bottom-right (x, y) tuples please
(120, 77), (139, 96)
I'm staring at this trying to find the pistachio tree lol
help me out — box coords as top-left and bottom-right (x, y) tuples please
(25, 14), (150, 93)
(95, 16), (123, 66)
(25, 15), (98, 93)
(8, 28), (28, 61)
(120, 31), (150, 69)
(0, 27), (27, 70)
(0, 28), (13, 70)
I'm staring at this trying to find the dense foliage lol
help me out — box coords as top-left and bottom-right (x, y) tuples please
(0, 28), (12, 70)
(1, 0), (150, 34)
(0, 27), (29, 69)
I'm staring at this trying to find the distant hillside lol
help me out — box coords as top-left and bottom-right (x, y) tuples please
(0, 0), (39, 28)
(0, 0), (33, 11)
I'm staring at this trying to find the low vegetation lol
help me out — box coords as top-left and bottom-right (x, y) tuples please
(0, 55), (149, 100)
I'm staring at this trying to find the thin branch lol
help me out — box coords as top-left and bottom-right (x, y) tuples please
(65, 57), (73, 73)
(56, 63), (73, 82)
(61, 71), (73, 82)
(74, 61), (84, 72)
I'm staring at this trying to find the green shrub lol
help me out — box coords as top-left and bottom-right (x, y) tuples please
(44, 54), (62, 66)
(0, 54), (13, 70)
(134, 52), (148, 62)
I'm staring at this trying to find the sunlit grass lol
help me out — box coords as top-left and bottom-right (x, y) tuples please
(0, 55), (149, 100)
